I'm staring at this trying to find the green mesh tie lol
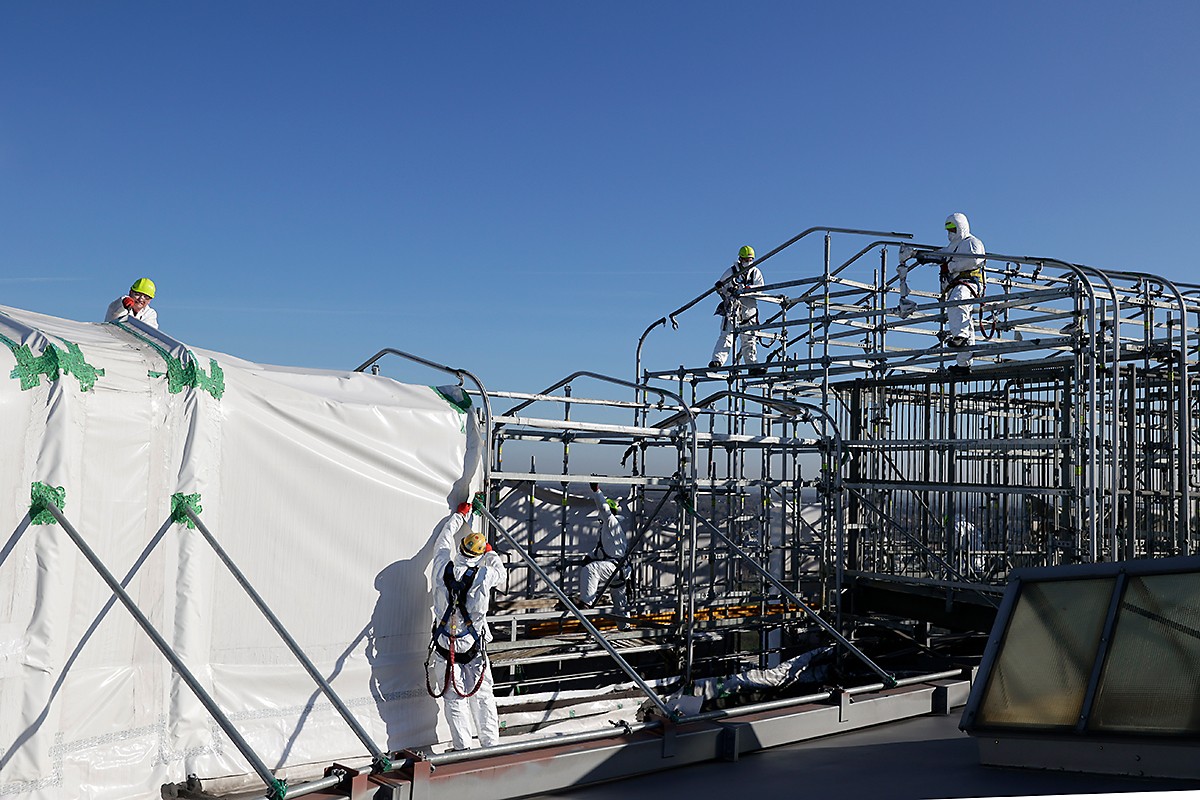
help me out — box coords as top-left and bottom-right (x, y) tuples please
(1, 332), (106, 392)
(30, 482), (66, 525)
(113, 322), (225, 400)
(171, 492), (203, 528)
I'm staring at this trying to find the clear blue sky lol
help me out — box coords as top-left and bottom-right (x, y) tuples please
(3, 2), (1197, 395)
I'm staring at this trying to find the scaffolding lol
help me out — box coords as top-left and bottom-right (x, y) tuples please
(409, 224), (1200, 696)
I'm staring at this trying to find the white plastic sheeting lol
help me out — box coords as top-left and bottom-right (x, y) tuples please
(0, 306), (483, 799)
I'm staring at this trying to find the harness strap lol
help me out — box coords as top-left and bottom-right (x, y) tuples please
(425, 561), (489, 698)
(945, 274), (984, 297)
(438, 562), (479, 633)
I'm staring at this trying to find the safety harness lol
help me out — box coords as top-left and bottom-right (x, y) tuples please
(944, 267), (985, 296)
(589, 527), (628, 587)
(714, 263), (760, 323)
(940, 262), (991, 341)
(424, 561), (488, 699)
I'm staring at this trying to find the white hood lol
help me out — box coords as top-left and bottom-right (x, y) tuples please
(946, 212), (970, 244)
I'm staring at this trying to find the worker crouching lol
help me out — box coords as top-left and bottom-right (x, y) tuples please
(579, 483), (630, 628)
(426, 497), (506, 750)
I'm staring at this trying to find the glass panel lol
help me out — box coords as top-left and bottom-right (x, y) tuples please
(1090, 572), (1200, 734)
(976, 578), (1113, 728)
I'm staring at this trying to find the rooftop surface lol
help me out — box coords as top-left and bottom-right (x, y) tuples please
(527, 714), (1200, 800)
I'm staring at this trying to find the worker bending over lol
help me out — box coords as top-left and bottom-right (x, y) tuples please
(710, 245), (765, 374)
(427, 496), (506, 750)
(578, 483), (629, 626)
(105, 277), (159, 329)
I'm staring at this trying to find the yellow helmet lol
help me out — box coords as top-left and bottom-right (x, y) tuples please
(738, 245), (755, 260)
(130, 277), (156, 298)
(459, 531), (488, 557)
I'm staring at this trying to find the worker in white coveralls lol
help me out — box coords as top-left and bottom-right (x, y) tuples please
(427, 496), (506, 749)
(578, 483), (630, 628)
(931, 213), (986, 373)
(104, 277), (159, 329)
(710, 245), (766, 374)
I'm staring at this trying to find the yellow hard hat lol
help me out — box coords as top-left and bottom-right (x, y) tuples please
(460, 531), (488, 557)
(130, 277), (156, 298)
(738, 245), (755, 260)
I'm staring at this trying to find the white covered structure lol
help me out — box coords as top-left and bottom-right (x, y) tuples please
(0, 305), (483, 799)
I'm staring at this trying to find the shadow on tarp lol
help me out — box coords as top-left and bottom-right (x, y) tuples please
(366, 389), (487, 751)
(367, 530), (444, 752)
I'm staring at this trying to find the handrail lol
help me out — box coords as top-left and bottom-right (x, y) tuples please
(181, 506), (391, 771)
(650, 391), (847, 460)
(35, 501), (290, 800)
(354, 347), (494, 490)
(635, 227), (913, 425)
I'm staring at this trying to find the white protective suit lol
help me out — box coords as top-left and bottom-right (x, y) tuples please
(710, 258), (765, 367)
(429, 509), (506, 749)
(104, 296), (160, 328)
(939, 213), (985, 367)
(581, 489), (629, 619)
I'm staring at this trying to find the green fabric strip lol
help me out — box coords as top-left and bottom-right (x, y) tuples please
(30, 482), (66, 525)
(431, 385), (473, 414)
(112, 322), (225, 400)
(171, 492), (204, 529)
(1, 332), (106, 392)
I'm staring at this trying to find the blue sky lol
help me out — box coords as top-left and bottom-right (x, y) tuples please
(3, 1), (1197, 396)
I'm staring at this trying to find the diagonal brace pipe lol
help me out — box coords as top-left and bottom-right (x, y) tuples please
(474, 505), (677, 719)
(676, 494), (896, 687)
(37, 502), (290, 800)
(181, 506), (391, 771)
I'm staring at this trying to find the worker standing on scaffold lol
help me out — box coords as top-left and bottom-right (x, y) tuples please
(710, 245), (766, 375)
(425, 493), (506, 750)
(928, 213), (986, 374)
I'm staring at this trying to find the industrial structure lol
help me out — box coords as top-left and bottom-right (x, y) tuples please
(5, 223), (1199, 799)
(442, 224), (1199, 691)
(336, 224), (1199, 797)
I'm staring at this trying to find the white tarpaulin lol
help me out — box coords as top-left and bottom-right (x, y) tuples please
(0, 305), (483, 799)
